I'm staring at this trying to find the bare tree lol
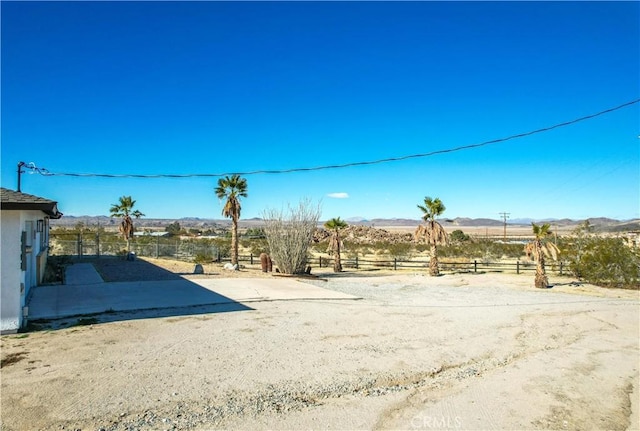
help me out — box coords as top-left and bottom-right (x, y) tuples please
(263, 199), (321, 275)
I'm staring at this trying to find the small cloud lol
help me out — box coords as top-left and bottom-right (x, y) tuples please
(327, 192), (349, 199)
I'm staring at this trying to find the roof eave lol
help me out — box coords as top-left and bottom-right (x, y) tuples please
(1, 202), (63, 219)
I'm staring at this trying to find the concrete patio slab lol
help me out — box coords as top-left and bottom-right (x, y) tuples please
(27, 276), (359, 321)
(64, 263), (104, 285)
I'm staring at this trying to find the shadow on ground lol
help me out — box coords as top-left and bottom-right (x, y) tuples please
(88, 256), (186, 282)
(27, 256), (254, 331)
(28, 301), (251, 332)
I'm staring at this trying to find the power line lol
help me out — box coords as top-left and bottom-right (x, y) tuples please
(23, 98), (639, 179)
(499, 212), (510, 240)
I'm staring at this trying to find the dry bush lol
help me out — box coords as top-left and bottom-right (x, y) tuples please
(263, 200), (321, 274)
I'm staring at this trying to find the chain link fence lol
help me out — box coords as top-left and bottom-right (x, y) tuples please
(49, 233), (222, 261)
(50, 233), (568, 276)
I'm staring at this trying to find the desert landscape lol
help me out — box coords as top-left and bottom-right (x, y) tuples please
(3, 2), (638, 430)
(1, 258), (638, 431)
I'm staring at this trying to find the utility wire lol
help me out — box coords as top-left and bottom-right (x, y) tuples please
(25, 98), (639, 179)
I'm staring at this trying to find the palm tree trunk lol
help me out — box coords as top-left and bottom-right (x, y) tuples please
(534, 240), (548, 288)
(333, 234), (342, 272)
(231, 216), (239, 266)
(125, 237), (133, 261)
(429, 244), (439, 276)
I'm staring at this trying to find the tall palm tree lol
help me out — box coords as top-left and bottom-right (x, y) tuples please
(324, 217), (348, 272)
(215, 174), (248, 266)
(526, 223), (559, 289)
(415, 196), (448, 276)
(109, 196), (144, 255)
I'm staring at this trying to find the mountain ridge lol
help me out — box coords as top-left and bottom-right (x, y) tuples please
(51, 215), (640, 231)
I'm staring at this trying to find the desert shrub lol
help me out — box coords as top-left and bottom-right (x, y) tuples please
(437, 239), (522, 260)
(359, 246), (373, 256)
(210, 238), (231, 259)
(263, 199), (321, 274)
(309, 242), (326, 254)
(564, 236), (639, 289)
(342, 242), (372, 259)
(438, 256), (474, 272)
(450, 230), (470, 242)
(193, 253), (213, 264)
(386, 242), (415, 260)
(247, 238), (269, 256)
(165, 222), (182, 236)
(371, 241), (390, 255)
(436, 243), (465, 258)
(244, 228), (266, 238)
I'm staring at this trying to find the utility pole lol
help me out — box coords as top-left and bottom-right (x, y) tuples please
(499, 212), (510, 241)
(17, 162), (26, 192)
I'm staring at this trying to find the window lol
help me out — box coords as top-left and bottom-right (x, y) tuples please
(40, 218), (50, 250)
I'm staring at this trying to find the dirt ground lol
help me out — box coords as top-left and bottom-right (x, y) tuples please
(1, 258), (639, 431)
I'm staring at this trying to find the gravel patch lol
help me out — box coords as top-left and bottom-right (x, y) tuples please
(2, 270), (638, 431)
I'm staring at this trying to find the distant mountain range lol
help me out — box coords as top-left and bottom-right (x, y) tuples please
(52, 215), (640, 232)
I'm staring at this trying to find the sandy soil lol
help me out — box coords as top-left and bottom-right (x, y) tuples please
(1, 260), (639, 431)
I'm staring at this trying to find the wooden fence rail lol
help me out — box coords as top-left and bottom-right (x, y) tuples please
(49, 234), (567, 276)
(313, 255), (566, 275)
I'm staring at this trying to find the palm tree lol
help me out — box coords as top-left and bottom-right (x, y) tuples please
(415, 196), (448, 276)
(109, 196), (145, 255)
(215, 174), (248, 266)
(324, 217), (348, 272)
(525, 223), (559, 289)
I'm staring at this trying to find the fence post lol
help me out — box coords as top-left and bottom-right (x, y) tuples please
(394, 258), (397, 270)
(516, 260), (520, 274)
(250, 253), (253, 265)
(559, 261), (563, 276)
(355, 256), (359, 269)
(216, 249), (221, 263)
(474, 260), (477, 273)
(77, 233), (82, 258)
(96, 233), (100, 258)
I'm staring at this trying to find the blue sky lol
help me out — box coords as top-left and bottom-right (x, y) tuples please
(2, 1), (638, 221)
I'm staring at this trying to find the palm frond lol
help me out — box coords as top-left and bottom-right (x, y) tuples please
(524, 242), (535, 260)
(524, 240), (559, 261)
(417, 196), (446, 221)
(541, 242), (560, 260)
(119, 215), (135, 240)
(324, 217), (348, 230)
(216, 175), (247, 219)
(414, 221), (448, 245)
(110, 196), (143, 241)
(532, 222), (553, 239)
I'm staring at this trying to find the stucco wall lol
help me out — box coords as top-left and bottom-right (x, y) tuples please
(1, 211), (22, 333)
(1, 209), (49, 333)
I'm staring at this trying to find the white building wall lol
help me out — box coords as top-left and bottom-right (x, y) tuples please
(1, 211), (22, 333)
(1, 209), (48, 333)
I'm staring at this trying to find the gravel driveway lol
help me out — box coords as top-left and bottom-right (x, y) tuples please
(1, 270), (638, 431)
